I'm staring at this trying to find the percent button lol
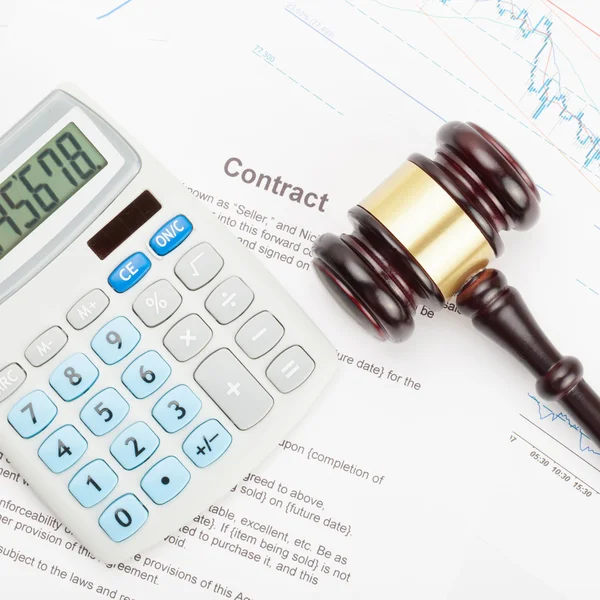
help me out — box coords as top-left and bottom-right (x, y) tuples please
(133, 280), (182, 328)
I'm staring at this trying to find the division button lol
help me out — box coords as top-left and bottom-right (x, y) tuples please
(133, 280), (182, 328)
(194, 349), (273, 430)
(66, 289), (110, 330)
(163, 314), (212, 362)
(205, 277), (254, 325)
(266, 346), (315, 393)
(25, 326), (68, 367)
(175, 243), (224, 290)
(0, 363), (27, 405)
(235, 312), (284, 359)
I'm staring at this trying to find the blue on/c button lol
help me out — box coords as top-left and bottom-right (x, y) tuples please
(108, 252), (151, 293)
(149, 215), (192, 256)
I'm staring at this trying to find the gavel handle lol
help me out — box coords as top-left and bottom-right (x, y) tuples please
(456, 269), (600, 443)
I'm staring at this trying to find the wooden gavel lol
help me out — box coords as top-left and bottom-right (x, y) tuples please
(313, 122), (600, 443)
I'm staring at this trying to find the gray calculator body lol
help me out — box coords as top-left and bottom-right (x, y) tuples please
(0, 85), (337, 562)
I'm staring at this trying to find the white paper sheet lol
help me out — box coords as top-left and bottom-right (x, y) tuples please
(1, 1), (600, 598)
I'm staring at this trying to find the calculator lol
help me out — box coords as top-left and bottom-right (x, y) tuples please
(0, 85), (337, 562)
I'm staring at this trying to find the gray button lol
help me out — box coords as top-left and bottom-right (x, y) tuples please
(67, 289), (109, 330)
(25, 326), (68, 367)
(164, 314), (213, 362)
(205, 277), (254, 325)
(0, 363), (27, 404)
(194, 349), (273, 430)
(266, 346), (315, 393)
(236, 312), (284, 359)
(133, 279), (182, 327)
(175, 243), (224, 290)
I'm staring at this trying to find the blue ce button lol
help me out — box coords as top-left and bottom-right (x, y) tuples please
(108, 252), (152, 293)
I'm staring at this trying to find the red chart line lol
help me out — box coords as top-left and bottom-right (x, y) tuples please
(543, 0), (600, 39)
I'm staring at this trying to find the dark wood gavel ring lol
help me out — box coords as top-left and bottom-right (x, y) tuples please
(313, 121), (600, 443)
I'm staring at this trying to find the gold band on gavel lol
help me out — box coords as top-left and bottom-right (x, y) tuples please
(360, 161), (494, 299)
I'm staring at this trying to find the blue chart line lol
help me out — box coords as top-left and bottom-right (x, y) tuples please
(283, 8), (446, 123)
(529, 393), (600, 456)
(97, 0), (133, 20)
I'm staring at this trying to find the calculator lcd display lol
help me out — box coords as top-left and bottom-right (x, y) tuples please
(0, 122), (108, 261)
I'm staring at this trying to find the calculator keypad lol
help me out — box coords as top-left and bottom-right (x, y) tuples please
(91, 317), (141, 365)
(38, 425), (88, 473)
(49, 353), (99, 402)
(141, 456), (191, 505)
(4, 207), (320, 551)
(163, 314), (212, 362)
(133, 280), (182, 328)
(80, 388), (130, 436)
(69, 459), (118, 508)
(110, 422), (160, 470)
(25, 326), (68, 367)
(122, 351), (171, 399)
(194, 349), (273, 431)
(175, 243), (223, 290)
(182, 419), (232, 468)
(99, 494), (149, 543)
(152, 385), (202, 433)
(67, 289), (110, 330)
(8, 391), (57, 439)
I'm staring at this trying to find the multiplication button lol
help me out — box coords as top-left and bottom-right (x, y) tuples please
(205, 277), (254, 325)
(175, 243), (223, 290)
(194, 349), (273, 430)
(163, 314), (212, 362)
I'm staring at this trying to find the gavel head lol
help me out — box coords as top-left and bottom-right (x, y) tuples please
(312, 121), (540, 342)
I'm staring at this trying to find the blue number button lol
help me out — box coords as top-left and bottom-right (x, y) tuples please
(141, 456), (191, 505)
(49, 353), (99, 402)
(99, 494), (148, 543)
(122, 351), (171, 399)
(69, 460), (118, 508)
(110, 422), (160, 470)
(80, 389), (130, 436)
(152, 385), (202, 433)
(182, 419), (232, 468)
(108, 252), (151, 294)
(91, 317), (141, 365)
(8, 391), (57, 439)
(38, 425), (88, 473)
(149, 215), (193, 256)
